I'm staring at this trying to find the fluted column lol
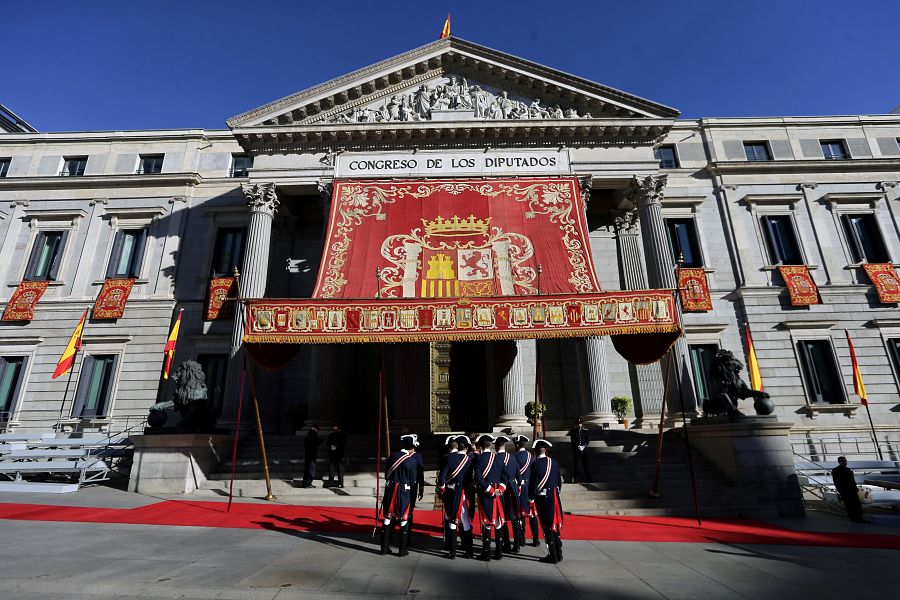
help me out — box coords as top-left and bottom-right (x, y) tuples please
(581, 336), (617, 425)
(494, 340), (530, 432)
(220, 183), (280, 428)
(626, 176), (697, 417)
(613, 209), (665, 426)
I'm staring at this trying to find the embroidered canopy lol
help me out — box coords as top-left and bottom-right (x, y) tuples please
(243, 176), (681, 346)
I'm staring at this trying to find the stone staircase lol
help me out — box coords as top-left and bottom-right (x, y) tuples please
(199, 429), (769, 518)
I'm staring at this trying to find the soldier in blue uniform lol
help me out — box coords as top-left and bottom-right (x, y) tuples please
(439, 435), (457, 550)
(494, 435), (521, 554)
(473, 433), (508, 561)
(437, 434), (475, 559)
(406, 434), (426, 548)
(528, 439), (564, 564)
(379, 434), (418, 557)
(513, 434), (540, 547)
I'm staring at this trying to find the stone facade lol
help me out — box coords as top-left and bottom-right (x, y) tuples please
(1, 38), (899, 458)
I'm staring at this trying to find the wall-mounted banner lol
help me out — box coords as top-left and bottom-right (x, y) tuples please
(1, 280), (49, 321)
(205, 276), (237, 320)
(92, 278), (136, 320)
(862, 263), (900, 304)
(778, 265), (820, 306)
(243, 290), (679, 344)
(335, 150), (570, 179)
(677, 268), (713, 312)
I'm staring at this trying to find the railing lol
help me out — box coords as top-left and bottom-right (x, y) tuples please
(791, 434), (899, 462)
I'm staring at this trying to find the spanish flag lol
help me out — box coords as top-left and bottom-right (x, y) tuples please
(846, 330), (868, 406)
(440, 13), (451, 39)
(163, 309), (183, 380)
(744, 324), (763, 392)
(52, 309), (87, 379)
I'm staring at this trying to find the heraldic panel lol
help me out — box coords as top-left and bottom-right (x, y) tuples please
(244, 177), (681, 344)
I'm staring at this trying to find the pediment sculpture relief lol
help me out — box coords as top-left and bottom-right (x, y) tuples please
(324, 75), (592, 124)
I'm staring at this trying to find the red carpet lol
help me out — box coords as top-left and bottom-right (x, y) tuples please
(1, 500), (898, 549)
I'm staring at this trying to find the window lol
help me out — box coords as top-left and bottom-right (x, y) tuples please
(197, 353), (227, 419)
(0, 158), (10, 178)
(230, 154), (253, 178)
(689, 344), (717, 406)
(60, 156), (87, 177)
(654, 145), (679, 169)
(665, 218), (703, 267)
(0, 357), (26, 420)
(72, 355), (117, 418)
(821, 140), (848, 160)
(24, 230), (68, 281)
(761, 215), (803, 265)
(888, 338), (900, 379)
(211, 227), (246, 276)
(137, 154), (164, 174)
(841, 214), (890, 263)
(744, 142), (772, 162)
(797, 340), (845, 404)
(107, 228), (148, 278)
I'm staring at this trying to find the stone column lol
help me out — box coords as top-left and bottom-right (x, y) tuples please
(219, 183), (279, 428)
(580, 336), (617, 426)
(493, 340), (531, 432)
(626, 176), (697, 417)
(612, 209), (665, 426)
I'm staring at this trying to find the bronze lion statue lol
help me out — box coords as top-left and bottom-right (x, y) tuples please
(148, 360), (214, 431)
(703, 349), (772, 417)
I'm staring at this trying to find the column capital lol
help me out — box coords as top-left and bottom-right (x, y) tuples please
(241, 182), (279, 216)
(611, 209), (639, 235)
(577, 175), (592, 205)
(627, 174), (667, 208)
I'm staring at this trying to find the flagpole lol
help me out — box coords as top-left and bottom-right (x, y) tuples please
(864, 403), (883, 460)
(55, 306), (90, 432)
(648, 348), (674, 499)
(847, 329), (883, 460)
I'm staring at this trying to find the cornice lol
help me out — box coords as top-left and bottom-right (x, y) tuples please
(232, 118), (674, 154)
(707, 158), (900, 176)
(0, 129), (232, 144)
(0, 173), (203, 191)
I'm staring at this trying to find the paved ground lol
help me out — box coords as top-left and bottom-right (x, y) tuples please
(0, 486), (898, 599)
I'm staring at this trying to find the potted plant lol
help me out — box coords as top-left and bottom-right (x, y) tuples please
(611, 396), (632, 429)
(525, 400), (547, 437)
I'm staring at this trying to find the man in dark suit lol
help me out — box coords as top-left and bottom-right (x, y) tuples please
(326, 423), (347, 488)
(568, 417), (590, 483)
(301, 424), (323, 488)
(529, 439), (564, 564)
(831, 456), (865, 523)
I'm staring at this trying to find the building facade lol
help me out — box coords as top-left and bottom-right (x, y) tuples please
(1, 38), (899, 455)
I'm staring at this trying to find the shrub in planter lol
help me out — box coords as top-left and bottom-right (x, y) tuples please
(611, 396), (632, 422)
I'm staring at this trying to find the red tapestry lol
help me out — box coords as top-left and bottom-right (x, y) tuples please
(312, 178), (600, 300)
(677, 268), (713, 312)
(205, 276), (237, 320)
(862, 263), (900, 304)
(777, 266), (820, 306)
(242, 291), (679, 344)
(92, 278), (136, 319)
(1, 280), (50, 321)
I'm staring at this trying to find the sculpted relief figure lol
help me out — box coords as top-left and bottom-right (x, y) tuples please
(327, 77), (596, 123)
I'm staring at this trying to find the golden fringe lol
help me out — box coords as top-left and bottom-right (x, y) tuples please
(243, 324), (681, 345)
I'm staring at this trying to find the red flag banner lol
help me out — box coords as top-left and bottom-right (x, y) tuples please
(677, 268), (713, 312)
(242, 290), (679, 344)
(861, 263), (900, 304)
(2, 280), (50, 321)
(92, 278), (135, 320)
(777, 265), (820, 306)
(205, 276), (237, 320)
(313, 178), (601, 300)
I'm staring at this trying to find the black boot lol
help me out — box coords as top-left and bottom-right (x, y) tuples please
(501, 526), (512, 553)
(398, 524), (409, 557)
(511, 520), (521, 553)
(539, 535), (557, 564)
(406, 516), (415, 549)
(481, 530), (492, 562)
(462, 529), (475, 559)
(442, 521), (451, 551)
(494, 527), (504, 560)
(555, 532), (563, 562)
(530, 517), (540, 546)
(449, 527), (457, 560)
(380, 523), (393, 556)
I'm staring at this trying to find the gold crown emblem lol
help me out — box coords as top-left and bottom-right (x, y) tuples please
(422, 215), (491, 237)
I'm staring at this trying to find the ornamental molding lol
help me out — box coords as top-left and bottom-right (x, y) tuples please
(241, 182), (279, 215)
(227, 37), (679, 130)
(626, 174), (667, 208)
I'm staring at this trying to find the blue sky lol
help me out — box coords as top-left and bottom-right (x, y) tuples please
(5, 0), (899, 132)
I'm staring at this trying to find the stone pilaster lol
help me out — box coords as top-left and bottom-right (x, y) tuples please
(612, 209), (665, 426)
(626, 176), (698, 417)
(220, 183), (279, 428)
(494, 340), (531, 432)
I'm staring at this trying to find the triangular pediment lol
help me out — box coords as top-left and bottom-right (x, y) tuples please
(227, 37), (679, 129)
